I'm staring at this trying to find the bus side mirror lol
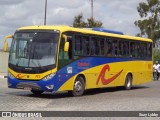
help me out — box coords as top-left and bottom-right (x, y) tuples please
(64, 42), (69, 52)
(3, 42), (8, 52)
(3, 35), (13, 52)
(62, 34), (69, 52)
(62, 34), (67, 42)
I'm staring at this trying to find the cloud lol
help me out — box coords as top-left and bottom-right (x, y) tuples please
(0, 0), (145, 49)
(0, 0), (25, 5)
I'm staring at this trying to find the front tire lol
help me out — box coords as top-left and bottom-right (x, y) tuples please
(125, 74), (132, 90)
(31, 89), (44, 95)
(71, 76), (85, 97)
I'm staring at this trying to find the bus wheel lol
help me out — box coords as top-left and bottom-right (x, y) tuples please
(72, 76), (85, 97)
(31, 89), (44, 95)
(125, 74), (132, 90)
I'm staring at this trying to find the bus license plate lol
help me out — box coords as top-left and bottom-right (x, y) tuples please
(24, 87), (31, 90)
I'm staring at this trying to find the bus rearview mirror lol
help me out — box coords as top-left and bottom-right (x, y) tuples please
(3, 35), (13, 52)
(64, 42), (69, 52)
(62, 34), (67, 42)
(3, 42), (8, 52)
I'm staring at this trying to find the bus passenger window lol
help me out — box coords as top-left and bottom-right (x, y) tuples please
(112, 40), (118, 56)
(105, 40), (108, 56)
(68, 38), (72, 59)
(130, 42), (135, 57)
(75, 36), (82, 55)
(124, 42), (129, 57)
(90, 39), (96, 55)
(100, 39), (105, 55)
(95, 40), (100, 55)
(147, 43), (152, 58)
(82, 36), (90, 55)
(91, 37), (103, 56)
(135, 43), (139, 57)
(119, 41), (124, 56)
(106, 41), (112, 57)
(90, 37), (105, 56)
(140, 43), (147, 58)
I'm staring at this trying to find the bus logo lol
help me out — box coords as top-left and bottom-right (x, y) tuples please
(96, 64), (123, 85)
(16, 74), (26, 79)
(78, 62), (90, 67)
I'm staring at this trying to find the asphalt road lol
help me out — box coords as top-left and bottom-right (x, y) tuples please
(0, 78), (160, 119)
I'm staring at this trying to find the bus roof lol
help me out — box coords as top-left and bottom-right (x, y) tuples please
(18, 25), (152, 42)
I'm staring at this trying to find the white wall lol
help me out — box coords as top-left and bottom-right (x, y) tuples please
(0, 52), (9, 73)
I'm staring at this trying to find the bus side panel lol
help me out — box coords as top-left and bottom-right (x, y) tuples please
(58, 60), (152, 91)
(85, 64), (116, 89)
(57, 75), (75, 91)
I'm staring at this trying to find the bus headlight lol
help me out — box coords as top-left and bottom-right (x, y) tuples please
(43, 73), (55, 81)
(8, 72), (15, 79)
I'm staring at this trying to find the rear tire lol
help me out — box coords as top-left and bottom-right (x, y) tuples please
(71, 76), (85, 97)
(125, 74), (132, 90)
(31, 89), (44, 95)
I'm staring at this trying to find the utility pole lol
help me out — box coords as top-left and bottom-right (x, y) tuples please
(44, 0), (47, 25)
(91, 0), (93, 19)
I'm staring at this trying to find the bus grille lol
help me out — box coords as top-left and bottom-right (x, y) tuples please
(16, 82), (41, 90)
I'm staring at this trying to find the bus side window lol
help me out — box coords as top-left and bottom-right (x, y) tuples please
(130, 42), (135, 57)
(100, 38), (105, 55)
(140, 43), (147, 58)
(119, 41), (124, 56)
(137, 43), (141, 58)
(105, 40), (108, 56)
(59, 36), (65, 59)
(131, 43), (135, 57)
(147, 43), (152, 58)
(112, 40), (118, 57)
(90, 37), (105, 56)
(58, 34), (73, 69)
(124, 42), (129, 57)
(90, 37), (96, 55)
(106, 40), (112, 57)
(75, 35), (82, 55)
(95, 38), (100, 55)
(68, 38), (72, 59)
(82, 36), (90, 55)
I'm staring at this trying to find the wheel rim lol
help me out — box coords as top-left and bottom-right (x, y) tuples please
(127, 79), (131, 88)
(74, 81), (83, 93)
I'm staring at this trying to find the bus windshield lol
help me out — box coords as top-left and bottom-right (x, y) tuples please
(9, 31), (59, 68)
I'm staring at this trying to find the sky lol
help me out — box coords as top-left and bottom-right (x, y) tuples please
(0, 0), (145, 49)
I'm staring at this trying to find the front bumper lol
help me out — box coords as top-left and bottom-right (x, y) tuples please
(8, 77), (54, 92)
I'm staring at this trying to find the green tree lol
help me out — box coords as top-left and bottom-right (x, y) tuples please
(134, 0), (160, 45)
(87, 17), (103, 28)
(73, 13), (103, 28)
(73, 13), (87, 28)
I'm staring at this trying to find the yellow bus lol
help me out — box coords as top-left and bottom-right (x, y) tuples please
(4, 26), (153, 96)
